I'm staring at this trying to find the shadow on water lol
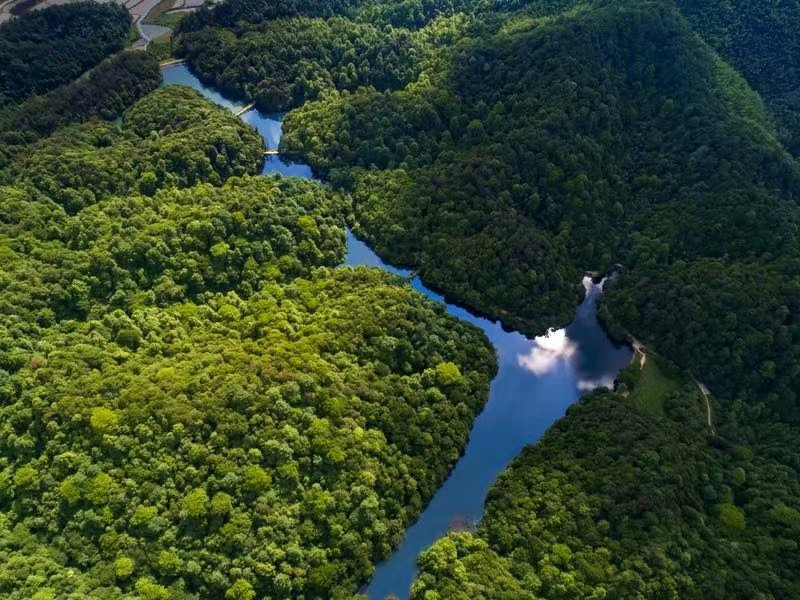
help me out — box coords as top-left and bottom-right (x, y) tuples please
(161, 63), (633, 600)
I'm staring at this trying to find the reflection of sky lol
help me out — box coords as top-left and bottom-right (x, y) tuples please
(241, 110), (283, 150)
(161, 66), (317, 180)
(515, 277), (619, 392)
(260, 156), (314, 178)
(518, 327), (577, 376)
(353, 234), (633, 600)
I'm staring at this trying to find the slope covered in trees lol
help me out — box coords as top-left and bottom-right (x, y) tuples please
(0, 44), (497, 597)
(282, 0), (800, 349)
(412, 371), (800, 599)
(0, 51), (162, 169)
(178, 16), (421, 112)
(169, 0), (800, 593)
(5, 0), (800, 597)
(674, 0), (800, 155)
(0, 181), (494, 599)
(0, 2), (131, 106)
(1, 86), (264, 212)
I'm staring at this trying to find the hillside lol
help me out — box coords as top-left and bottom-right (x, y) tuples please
(675, 0), (800, 155)
(0, 53), (496, 598)
(3, 0), (800, 596)
(176, 0), (800, 594)
(0, 2), (131, 106)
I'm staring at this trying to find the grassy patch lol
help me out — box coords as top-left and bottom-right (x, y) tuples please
(627, 356), (682, 416)
(127, 22), (141, 45)
(143, 0), (176, 24)
(146, 34), (176, 61)
(154, 10), (187, 28)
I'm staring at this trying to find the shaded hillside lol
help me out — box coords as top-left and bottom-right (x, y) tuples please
(1, 86), (264, 212)
(0, 52), (161, 168)
(0, 2), (131, 106)
(675, 0), (800, 155)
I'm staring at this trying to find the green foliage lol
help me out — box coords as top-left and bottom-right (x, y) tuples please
(1, 86), (264, 211)
(90, 407), (121, 433)
(414, 385), (800, 598)
(605, 260), (800, 421)
(675, 0), (800, 154)
(617, 354), (682, 416)
(178, 16), (421, 112)
(168, 0), (800, 594)
(178, 0), (360, 32)
(225, 579), (255, 600)
(114, 556), (135, 579)
(5, 0), (800, 597)
(282, 0), (800, 412)
(715, 502), (746, 530)
(0, 51), (161, 168)
(0, 2), (131, 106)
(0, 261), (494, 597)
(0, 76), (495, 599)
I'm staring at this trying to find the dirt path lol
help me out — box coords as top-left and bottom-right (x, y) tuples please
(631, 338), (646, 370)
(125, 0), (163, 47)
(696, 380), (715, 435)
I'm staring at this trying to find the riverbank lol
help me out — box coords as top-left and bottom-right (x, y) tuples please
(161, 62), (633, 599)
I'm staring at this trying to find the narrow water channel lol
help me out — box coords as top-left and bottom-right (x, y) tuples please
(161, 64), (633, 600)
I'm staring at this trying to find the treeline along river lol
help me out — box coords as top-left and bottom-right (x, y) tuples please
(161, 63), (633, 599)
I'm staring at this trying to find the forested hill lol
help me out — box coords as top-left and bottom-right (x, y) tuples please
(1, 86), (264, 212)
(174, 0), (800, 595)
(0, 2), (131, 107)
(0, 178), (495, 598)
(675, 0), (800, 155)
(280, 0), (800, 398)
(0, 23), (498, 597)
(0, 51), (162, 169)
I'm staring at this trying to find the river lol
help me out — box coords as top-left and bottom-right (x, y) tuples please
(161, 63), (633, 600)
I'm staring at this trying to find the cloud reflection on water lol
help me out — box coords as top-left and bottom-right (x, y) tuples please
(516, 276), (616, 392)
(517, 327), (577, 375)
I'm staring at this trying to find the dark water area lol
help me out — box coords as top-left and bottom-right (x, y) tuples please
(161, 63), (245, 112)
(161, 64), (633, 600)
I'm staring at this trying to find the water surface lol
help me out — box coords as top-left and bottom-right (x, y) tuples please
(161, 63), (633, 600)
(348, 236), (631, 599)
(161, 63), (246, 112)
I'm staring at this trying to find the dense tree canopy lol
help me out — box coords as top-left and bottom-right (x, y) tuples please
(413, 370), (800, 599)
(0, 2), (131, 106)
(0, 51), (162, 169)
(5, 0), (800, 596)
(178, 0), (800, 594)
(0, 170), (496, 598)
(674, 0), (800, 155)
(178, 17), (421, 112)
(0, 32), (496, 597)
(1, 86), (265, 212)
(281, 0), (800, 359)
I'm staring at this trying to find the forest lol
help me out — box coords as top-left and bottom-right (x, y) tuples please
(0, 178), (495, 598)
(0, 51), (162, 169)
(174, 0), (800, 596)
(1, 86), (265, 212)
(0, 4), (499, 597)
(3, 0), (800, 597)
(0, 2), (132, 106)
(178, 17), (421, 112)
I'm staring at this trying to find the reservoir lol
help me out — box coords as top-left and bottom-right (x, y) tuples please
(161, 63), (633, 599)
